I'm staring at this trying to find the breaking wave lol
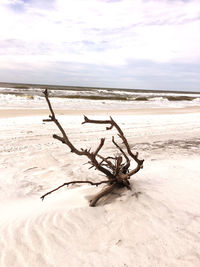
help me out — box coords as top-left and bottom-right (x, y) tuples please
(0, 83), (200, 109)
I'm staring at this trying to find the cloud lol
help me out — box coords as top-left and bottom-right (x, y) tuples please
(0, 59), (199, 91)
(4, 0), (55, 11)
(0, 0), (200, 90)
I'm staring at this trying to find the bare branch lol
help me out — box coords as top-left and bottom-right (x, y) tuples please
(97, 154), (115, 170)
(112, 136), (129, 162)
(82, 115), (111, 125)
(123, 161), (143, 178)
(43, 89), (56, 119)
(41, 179), (115, 201)
(43, 90), (114, 179)
(82, 115), (144, 166)
(93, 138), (105, 156)
(112, 136), (130, 171)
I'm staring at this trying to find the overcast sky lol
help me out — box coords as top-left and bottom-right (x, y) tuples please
(0, 0), (200, 91)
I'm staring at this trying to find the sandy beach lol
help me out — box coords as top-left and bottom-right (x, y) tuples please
(1, 0), (200, 264)
(0, 105), (200, 118)
(0, 105), (200, 266)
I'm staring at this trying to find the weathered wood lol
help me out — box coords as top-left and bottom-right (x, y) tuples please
(41, 179), (115, 201)
(41, 89), (144, 206)
(89, 183), (118, 207)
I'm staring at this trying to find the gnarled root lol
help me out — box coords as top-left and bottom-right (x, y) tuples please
(89, 183), (118, 207)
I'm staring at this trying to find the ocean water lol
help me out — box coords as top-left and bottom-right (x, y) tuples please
(0, 83), (200, 110)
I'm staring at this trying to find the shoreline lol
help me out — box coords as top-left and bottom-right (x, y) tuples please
(0, 105), (200, 118)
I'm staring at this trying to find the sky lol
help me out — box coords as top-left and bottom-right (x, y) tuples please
(0, 0), (200, 91)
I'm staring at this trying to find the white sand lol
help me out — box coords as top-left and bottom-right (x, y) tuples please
(0, 108), (200, 266)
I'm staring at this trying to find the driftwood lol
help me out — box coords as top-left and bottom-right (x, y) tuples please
(41, 89), (144, 206)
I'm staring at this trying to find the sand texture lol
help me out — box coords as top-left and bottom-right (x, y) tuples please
(0, 110), (200, 266)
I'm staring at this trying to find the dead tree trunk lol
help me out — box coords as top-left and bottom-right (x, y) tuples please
(41, 89), (144, 206)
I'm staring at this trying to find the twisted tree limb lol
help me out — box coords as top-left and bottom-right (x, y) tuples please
(41, 179), (115, 201)
(41, 89), (144, 206)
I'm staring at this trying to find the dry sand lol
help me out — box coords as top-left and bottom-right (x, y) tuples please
(0, 107), (200, 266)
(0, 105), (200, 118)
